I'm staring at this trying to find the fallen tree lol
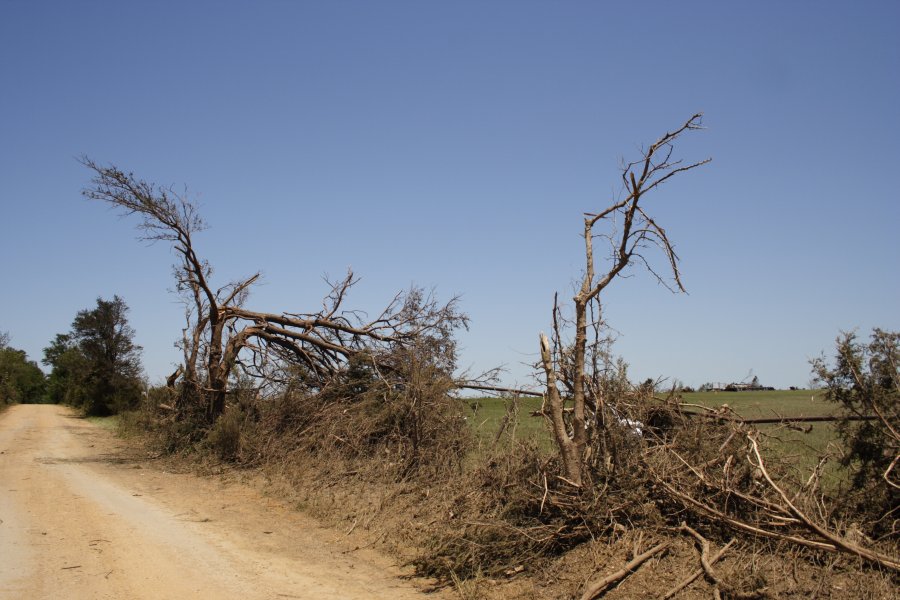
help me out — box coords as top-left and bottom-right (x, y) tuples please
(81, 159), (466, 437)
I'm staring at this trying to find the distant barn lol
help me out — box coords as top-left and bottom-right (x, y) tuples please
(711, 377), (775, 392)
(723, 382), (774, 392)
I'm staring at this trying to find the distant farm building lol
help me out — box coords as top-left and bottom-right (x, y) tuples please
(710, 377), (775, 392)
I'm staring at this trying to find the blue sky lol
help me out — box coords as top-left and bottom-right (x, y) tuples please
(1, 1), (898, 390)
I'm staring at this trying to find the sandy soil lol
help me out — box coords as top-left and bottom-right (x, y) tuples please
(0, 404), (445, 599)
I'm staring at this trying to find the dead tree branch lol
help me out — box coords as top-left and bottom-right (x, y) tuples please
(539, 114), (709, 485)
(680, 524), (767, 599)
(662, 538), (736, 600)
(747, 434), (900, 571)
(81, 158), (467, 427)
(455, 384), (544, 397)
(579, 541), (670, 600)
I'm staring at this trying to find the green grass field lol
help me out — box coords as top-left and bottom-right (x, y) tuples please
(679, 389), (844, 478)
(679, 389), (834, 420)
(683, 390), (839, 478)
(463, 395), (553, 450)
(463, 390), (845, 480)
(465, 389), (837, 437)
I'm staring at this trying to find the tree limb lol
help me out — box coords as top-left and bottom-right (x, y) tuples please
(580, 541), (669, 600)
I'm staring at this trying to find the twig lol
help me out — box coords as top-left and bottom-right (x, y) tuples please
(680, 524), (766, 599)
(654, 476), (836, 552)
(748, 434), (900, 571)
(662, 538), (735, 599)
(492, 413), (510, 448)
(539, 472), (549, 515)
(345, 517), (358, 536)
(883, 454), (900, 491)
(580, 541), (669, 600)
(341, 531), (387, 554)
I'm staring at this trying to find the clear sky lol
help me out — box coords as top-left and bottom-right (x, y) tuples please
(1, 1), (898, 391)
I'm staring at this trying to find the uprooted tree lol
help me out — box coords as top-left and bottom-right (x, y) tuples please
(80, 158), (466, 435)
(539, 113), (710, 486)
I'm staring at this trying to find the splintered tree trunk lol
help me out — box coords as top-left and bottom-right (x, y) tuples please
(204, 317), (227, 423)
(571, 292), (589, 453)
(540, 333), (583, 486)
(207, 379), (227, 423)
(537, 114), (709, 489)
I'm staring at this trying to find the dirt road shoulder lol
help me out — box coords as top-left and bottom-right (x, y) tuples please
(0, 404), (445, 599)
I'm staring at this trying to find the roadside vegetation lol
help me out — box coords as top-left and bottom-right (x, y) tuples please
(85, 414), (121, 431)
(15, 114), (893, 598)
(0, 331), (46, 405)
(42, 295), (144, 416)
(1, 295), (144, 418)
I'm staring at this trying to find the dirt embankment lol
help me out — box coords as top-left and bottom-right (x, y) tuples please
(0, 404), (446, 599)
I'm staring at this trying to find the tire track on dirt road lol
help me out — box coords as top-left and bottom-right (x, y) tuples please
(0, 404), (443, 599)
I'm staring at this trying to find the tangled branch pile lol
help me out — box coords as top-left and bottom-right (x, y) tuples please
(411, 116), (899, 596)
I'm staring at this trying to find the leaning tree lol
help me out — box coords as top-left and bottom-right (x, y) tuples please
(81, 159), (466, 426)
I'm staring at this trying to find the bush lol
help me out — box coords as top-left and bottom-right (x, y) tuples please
(813, 328), (899, 535)
(0, 346), (46, 404)
(206, 404), (246, 461)
(251, 346), (472, 482)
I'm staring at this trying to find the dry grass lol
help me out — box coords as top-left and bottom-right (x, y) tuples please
(120, 382), (899, 599)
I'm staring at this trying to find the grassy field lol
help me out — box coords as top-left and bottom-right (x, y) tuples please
(679, 388), (834, 419)
(463, 390), (845, 479)
(464, 395), (552, 450)
(678, 390), (843, 476)
(465, 389), (837, 436)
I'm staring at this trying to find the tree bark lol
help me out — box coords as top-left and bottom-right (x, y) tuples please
(540, 332), (582, 485)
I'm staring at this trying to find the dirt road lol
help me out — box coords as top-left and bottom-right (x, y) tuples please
(0, 405), (441, 599)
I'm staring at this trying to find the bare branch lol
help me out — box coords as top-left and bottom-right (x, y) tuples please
(579, 541), (669, 600)
(540, 114), (708, 485)
(748, 434), (900, 571)
(82, 159), (468, 425)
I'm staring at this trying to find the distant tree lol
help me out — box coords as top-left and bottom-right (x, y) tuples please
(43, 297), (144, 415)
(43, 333), (88, 406)
(812, 329), (899, 530)
(0, 332), (46, 404)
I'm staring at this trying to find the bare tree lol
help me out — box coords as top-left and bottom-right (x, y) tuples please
(81, 159), (466, 425)
(539, 114), (710, 486)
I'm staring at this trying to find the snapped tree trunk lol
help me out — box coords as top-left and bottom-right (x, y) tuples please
(538, 114), (709, 489)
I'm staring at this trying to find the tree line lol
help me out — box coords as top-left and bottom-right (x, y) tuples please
(0, 331), (45, 404)
(1, 295), (144, 415)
